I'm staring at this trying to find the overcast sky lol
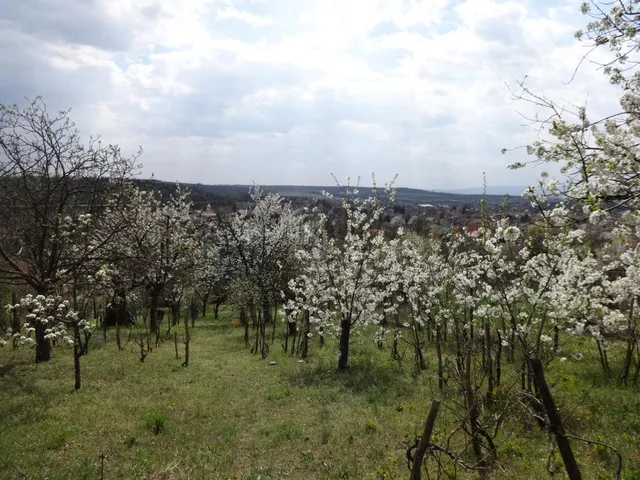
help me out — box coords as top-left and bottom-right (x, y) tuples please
(0, 0), (620, 189)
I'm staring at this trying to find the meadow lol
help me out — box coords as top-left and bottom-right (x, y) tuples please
(1, 307), (639, 480)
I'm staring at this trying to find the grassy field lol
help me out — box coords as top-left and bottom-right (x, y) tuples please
(1, 307), (640, 479)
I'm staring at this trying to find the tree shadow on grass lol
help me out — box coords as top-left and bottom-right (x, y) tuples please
(194, 320), (235, 333)
(286, 352), (419, 405)
(0, 359), (50, 427)
(0, 362), (16, 377)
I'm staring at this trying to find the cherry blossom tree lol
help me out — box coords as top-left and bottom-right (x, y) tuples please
(191, 240), (232, 323)
(91, 185), (198, 345)
(502, 0), (640, 387)
(3, 294), (90, 390)
(217, 185), (304, 358)
(287, 176), (399, 371)
(0, 98), (139, 362)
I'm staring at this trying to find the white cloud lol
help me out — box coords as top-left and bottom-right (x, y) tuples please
(0, 0), (623, 190)
(217, 6), (273, 26)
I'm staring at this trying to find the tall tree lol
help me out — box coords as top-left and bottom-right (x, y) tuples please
(0, 98), (138, 362)
(288, 176), (399, 371)
(93, 185), (197, 341)
(217, 185), (304, 358)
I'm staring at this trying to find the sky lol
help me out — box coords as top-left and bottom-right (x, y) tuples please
(0, 0), (622, 190)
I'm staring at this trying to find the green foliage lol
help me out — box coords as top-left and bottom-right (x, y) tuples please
(363, 420), (378, 433)
(143, 412), (166, 435)
(260, 421), (302, 445)
(266, 386), (292, 402)
(48, 427), (73, 450)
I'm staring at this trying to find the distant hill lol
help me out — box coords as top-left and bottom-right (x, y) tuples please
(437, 186), (529, 196)
(182, 183), (530, 206)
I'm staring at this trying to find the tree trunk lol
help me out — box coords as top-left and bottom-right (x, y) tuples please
(485, 322), (494, 407)
(291, 328), (297, 356)
(392, 313), (400, 361)
(496, 331), (502, 388)
(190, 298), (198, 328)
(74, 347), (81, 391)
(337, 318), (351, 371)
(378, 311), (386, 349)
(261, 300), (270, 358)
(201, 294), (208, 317)
(11, 291), (19, 332)
(299, 309), (310, 359)
(284, 310), (296, 354)
(240, 307), (249, 347)
(214, 300), (221, 320)
(436, 323), (444, 390)
(454, 317), (463, 373)
(465, 348), (484, 466)
(72, 277), (78, 311)
(284, 326), (289, 353)
(412, 320), (426, 370)
(73, 325), (82, 391)
(32, 281), (53, 361)
(509, 329), (516, 362)
(82, 329), (90, 355)
(621, 335), (635, 384)
(170, 302), (180, 328)
(529, 358), (582, 480)
(252, 309), (259, 354)
(35, 322), (51, 363)
(116, 322), (122, 350)
(174, 301), (181, 325)
(410, 400), (441, 480)
(271, 304), (277, 344)
(621, 302), (636, 384)
(149, 292), (160, 337)
(183, 310), (190, 367)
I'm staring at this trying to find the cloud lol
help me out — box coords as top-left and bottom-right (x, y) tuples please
(0, 0), (622, 189)
(216, 6), (274, 27)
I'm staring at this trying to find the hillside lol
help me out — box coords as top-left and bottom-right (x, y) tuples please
(438, 186), (530, 196)
(181, 183), (529, 206)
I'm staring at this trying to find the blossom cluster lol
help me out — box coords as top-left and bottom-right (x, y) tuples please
(2, 294), (89, 349)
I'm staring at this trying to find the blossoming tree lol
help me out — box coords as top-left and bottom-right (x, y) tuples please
(287, 176), (400, 371)
(4, 294), (90, 390)
(0, 98), (138, 362)
(217, 185), (304, 358)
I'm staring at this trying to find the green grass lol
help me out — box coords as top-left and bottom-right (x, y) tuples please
(1, 307), (640, 479)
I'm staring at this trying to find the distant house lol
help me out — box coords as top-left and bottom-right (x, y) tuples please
(201, 209), (217, 219)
